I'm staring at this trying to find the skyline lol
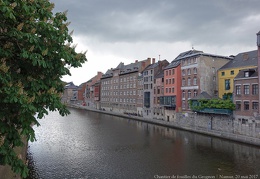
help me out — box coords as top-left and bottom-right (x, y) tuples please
(50, 0), (260, 85)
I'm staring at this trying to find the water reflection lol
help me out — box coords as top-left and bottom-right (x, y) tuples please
(27, 108), (260, 179)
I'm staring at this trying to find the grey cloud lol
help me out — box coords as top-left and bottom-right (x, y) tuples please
(50, 0), (260, 47)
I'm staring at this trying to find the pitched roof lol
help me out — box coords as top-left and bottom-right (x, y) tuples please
(191, 91), (212, 100)
(234, 68), (258, 79)
(219, 50), (257, 70)
(143, 59), (169, 71)
(173, 49), (232, 62)
(101, 69), (113, 79)
(175, 50), (203, 60)
(119, 61), (141, 75)
(164, 60), (180, 70)
(155, 70), (164, 79)
(64, 82), (78, 89)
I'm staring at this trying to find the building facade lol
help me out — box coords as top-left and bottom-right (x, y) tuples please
(100, 59), (151, 114)
(143, 59), (169, 119)
(233, 68), (259, 135)
(218, 50), (258, 99)
(137, 73), (144, 116)
(153, 71), (165, 120)
(162, 60), (181, 122)
(178, 50), (232, 112)
(85, 72), (103, 108)
(62, 82), (78, 104)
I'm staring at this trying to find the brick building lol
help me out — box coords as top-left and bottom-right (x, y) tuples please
(100, 58), (151, 114)
(178, 50), (232, 112)
(143, 59), (169, 119)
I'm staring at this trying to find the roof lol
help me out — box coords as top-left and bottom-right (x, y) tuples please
(191, 91), (212, 100)
(143, 59), (169, 71)
(144, 62), (159, 71)
(219, 50), (257, 70)
(173, 49), (232, 62)
(155, 70), (164, 79)
(101, 69), (113, 79)
(164, 60), (180, 70)
(64, 82), (78, 89)
(234, 68), (258, 79)
(119, 61), (141, 75)
(175, 50), (203, 60)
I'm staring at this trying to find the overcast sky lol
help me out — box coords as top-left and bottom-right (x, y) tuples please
(50, 0), (260, 85)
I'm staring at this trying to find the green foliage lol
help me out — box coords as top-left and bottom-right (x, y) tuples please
(0, 0), (87, 177)
(189, 99), (235, 111)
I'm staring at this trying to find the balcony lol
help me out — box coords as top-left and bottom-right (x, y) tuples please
(160, 96), (176, 107)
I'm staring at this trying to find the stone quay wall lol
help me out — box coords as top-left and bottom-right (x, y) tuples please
(70, 104), (260, 146)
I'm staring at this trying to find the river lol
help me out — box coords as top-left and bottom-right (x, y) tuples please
(27, 108), (260, 179)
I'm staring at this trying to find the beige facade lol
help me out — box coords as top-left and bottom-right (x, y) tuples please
(179, 51), (232, 112)
(100, 59), (151, 114)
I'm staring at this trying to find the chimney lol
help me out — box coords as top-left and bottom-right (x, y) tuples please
(135, 60), (138, 63)
(147, 57), (151, 64)
(152, 58), (155, 64)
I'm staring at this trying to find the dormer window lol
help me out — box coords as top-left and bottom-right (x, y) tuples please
(244, 71), (249, 77)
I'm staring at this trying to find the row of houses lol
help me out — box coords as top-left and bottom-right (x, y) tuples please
(62, 31), (260, 125)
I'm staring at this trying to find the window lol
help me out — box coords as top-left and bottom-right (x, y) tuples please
(230, 70), (234, 75)
(169, 88), (171, 93)
(169, 70), (171, 75)
(252, 84), (258, 95)
(193, 77), (197, 85)
(157, 88), (160, 94)
(166, 88), (168, 93)
(182, 78), (185, 86)
(244, 101), (249, 110)
(244, 71), (249, 77)
(169, 79), (171, 84)
(193, 68), (197, 74)
(236, 85), (241, 95)
(252, 102), (258, 110)
(188, 91), (191, 99)
(182, 70), (185, 76)
(188, 78), (191, 86)
(187, 69), (191, 75)
(222, 72), (225, 76)
(182, 100), (186, 109)
(166, 71), (168, 76)
(236, 101), (241, 110)
(194, 90), (197, 97)
(172, 88), (174, 93)
(182, 91), (185, 98)
(244, 85), (249, 95)
(225, 79), (230, 90)
(172, 69), (175, 75)
(172, 78), (175, 84)
(166, 79), (168, 84)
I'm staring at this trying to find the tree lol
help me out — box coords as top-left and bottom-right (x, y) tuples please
(0, 0), (87, 177)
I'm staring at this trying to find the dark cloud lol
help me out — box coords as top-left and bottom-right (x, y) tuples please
(50, 0), (260, 47)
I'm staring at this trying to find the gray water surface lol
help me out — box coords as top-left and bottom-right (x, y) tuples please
(27, 108), (260, 179)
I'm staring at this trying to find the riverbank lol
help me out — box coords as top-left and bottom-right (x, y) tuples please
(70, 104), (260, 147)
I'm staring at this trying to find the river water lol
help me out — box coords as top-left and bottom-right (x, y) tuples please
(27, 108), (260, 179)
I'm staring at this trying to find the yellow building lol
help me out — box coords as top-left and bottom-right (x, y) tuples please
(218, 50), (258, 99)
